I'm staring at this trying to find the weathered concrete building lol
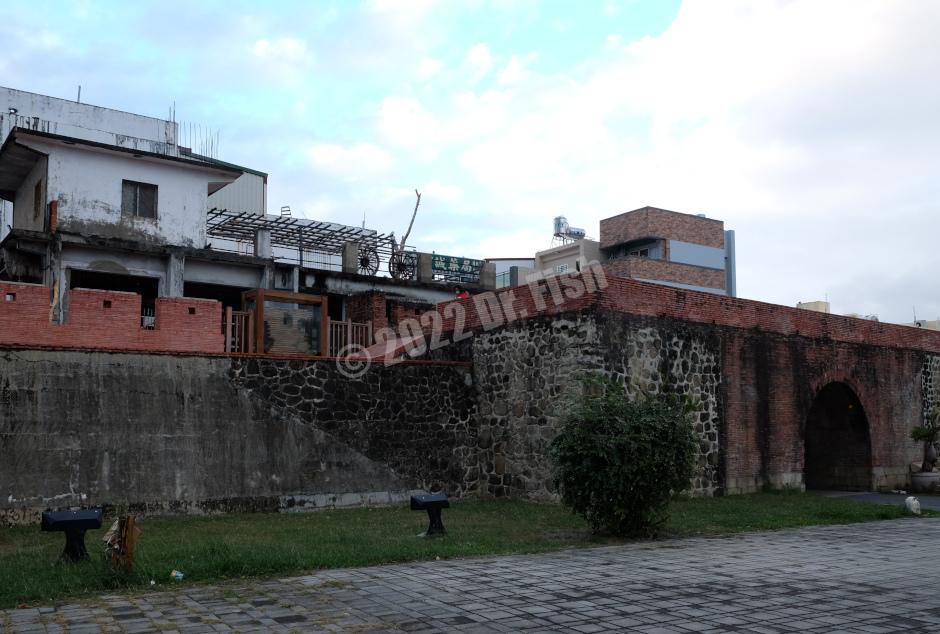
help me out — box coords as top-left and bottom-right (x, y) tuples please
(0, 87), (495, 357)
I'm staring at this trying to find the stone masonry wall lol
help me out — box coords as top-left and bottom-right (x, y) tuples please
(471, 310), (721, 500)
(595, 312), (723, 495)
(924, 355), (940, 425)
(472, 314), (603, 500)
(228, 358), (478, 497)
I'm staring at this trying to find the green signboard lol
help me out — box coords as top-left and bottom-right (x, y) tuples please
(431, 254), (484, 278)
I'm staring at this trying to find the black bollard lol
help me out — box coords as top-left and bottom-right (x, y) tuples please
(410, 493), (450, 537)
(41, 508), (103, 562)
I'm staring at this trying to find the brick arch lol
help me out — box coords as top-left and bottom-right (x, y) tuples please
(803, 381), (873, 490)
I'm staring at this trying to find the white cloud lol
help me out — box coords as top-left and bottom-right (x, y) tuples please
(496, 54), (535, 86)
(377, 97), (441, 159)
(416, 56), (443, 81)
(421, 180), (463, 202)
(308, 143), (393, 180)
(252, 37), (310, 64)
(370, 0), (940, 322)
(465, 43), (494, 78)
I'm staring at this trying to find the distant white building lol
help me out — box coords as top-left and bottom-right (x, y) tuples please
(797, 301), (831, 313)
(534, 240), (601, 278)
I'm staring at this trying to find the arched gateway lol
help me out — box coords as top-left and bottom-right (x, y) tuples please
(804, 382), (873, 490)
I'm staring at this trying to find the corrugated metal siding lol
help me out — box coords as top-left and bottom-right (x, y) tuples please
(208, 172), (265, 215)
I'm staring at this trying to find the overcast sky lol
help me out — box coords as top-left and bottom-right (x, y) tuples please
(2, 0), (938, 323)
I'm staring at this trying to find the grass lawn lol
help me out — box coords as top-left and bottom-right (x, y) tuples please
(0, 493), (928, 609)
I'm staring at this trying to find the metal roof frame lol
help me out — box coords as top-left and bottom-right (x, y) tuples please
(206, 208), (399, 268)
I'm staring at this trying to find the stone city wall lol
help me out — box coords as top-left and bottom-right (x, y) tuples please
(471, 310), (723, 500)
(0, 349), (476, 525)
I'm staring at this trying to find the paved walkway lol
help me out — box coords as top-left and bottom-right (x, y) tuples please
(4, 518), (940, 633)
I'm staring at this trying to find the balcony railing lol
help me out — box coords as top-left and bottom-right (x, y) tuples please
(328, 319), (373, 356)
(223, 307), (254, 353)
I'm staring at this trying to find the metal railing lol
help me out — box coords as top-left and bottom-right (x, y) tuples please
(223, 307), (254, 353)
(328, 319), (373, 356)
(141, 307), (156, 330)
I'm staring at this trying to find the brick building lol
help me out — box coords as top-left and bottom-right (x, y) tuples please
(600, 206), (736, 296)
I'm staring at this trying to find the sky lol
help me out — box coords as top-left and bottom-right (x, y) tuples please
(1, 0), (938, 324)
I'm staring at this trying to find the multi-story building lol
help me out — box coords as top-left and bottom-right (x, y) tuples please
(600, 206), (736, 296)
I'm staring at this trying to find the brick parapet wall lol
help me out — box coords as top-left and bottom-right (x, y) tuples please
(598, 277), (940, 354)
(0, 281), (223, 354)
(605, 257), (726, 291)
(600, 207), (725, 249)
(432, 272), (940, 356)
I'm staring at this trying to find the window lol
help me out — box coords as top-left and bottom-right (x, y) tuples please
(555, 263), (570, 274)
(121, 180), (157, 219)
(629, 248), (650, 257)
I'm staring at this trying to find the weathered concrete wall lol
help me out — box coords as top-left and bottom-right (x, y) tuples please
(23, 138), (223, 247)
(0, 350), (475, 525)
(1, 86), (178, 154)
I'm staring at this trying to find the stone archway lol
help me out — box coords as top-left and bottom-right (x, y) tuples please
(804, 382), (873, 490)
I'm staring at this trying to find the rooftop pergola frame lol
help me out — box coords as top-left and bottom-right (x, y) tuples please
(206, 208), (397, 270)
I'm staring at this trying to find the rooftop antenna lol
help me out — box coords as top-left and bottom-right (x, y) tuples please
(362, 210), (366, 229)
(76, 85), (81, 103)
(913, 306), (918, 322)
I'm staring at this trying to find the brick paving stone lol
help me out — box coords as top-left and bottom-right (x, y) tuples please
(4, 518), (940, 632)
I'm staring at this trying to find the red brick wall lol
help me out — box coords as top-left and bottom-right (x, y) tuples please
(346, 293), (434, 338)
(432, 272), (940, 355)
(389, 300), (434, 328)
(347, 292), (388, 333)
(597, 276), (940, 353)
(605, 258), (726, 291)
(718, 331), (923, 493)
(600, 206), (725, 249)
(0, 282), (223, 353)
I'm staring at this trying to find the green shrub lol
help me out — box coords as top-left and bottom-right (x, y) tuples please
(549, 379), (698, 537)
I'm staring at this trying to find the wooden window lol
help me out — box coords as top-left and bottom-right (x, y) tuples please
(121, 180), (157, 219)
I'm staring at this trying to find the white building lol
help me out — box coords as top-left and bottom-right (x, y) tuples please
(534, 239), (602, 277)
(0, 86), (266, 242)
